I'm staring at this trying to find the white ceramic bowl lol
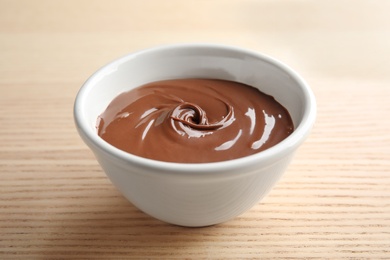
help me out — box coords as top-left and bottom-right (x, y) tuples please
(74, 44), (316, 227)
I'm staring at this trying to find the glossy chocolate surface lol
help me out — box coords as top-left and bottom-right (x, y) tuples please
(97, 79), (293, 163)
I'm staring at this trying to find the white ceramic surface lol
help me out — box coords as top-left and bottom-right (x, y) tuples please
(74, 44), (316, 227)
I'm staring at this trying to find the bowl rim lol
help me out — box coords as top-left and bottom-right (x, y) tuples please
(74, 43), (316, 175)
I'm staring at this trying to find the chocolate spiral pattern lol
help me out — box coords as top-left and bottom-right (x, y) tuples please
(97, 79), (293, 163)
(170, 102), (235, 138)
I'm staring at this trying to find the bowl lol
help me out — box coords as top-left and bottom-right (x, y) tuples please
(74, 43), (316, 227)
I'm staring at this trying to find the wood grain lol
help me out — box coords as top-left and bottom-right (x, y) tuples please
(1, 0), (389, 259)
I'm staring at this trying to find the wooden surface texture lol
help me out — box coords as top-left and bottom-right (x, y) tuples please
(1, 0), (389, 259)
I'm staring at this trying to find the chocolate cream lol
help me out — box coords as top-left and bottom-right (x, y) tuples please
(97, 79), (293, 163)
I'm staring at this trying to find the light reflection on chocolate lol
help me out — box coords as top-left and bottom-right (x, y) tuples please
(97, 79), (293, 163)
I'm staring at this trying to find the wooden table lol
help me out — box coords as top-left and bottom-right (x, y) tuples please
(1, 1), (389, 258)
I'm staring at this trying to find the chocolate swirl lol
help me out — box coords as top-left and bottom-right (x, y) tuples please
(97, 79), (293, 163)
(170, 102), (235, 138)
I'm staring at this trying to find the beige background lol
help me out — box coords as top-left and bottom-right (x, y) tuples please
(1, 0), (389, 258)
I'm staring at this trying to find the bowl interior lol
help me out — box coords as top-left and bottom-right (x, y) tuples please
(76, 44), (314, 166)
